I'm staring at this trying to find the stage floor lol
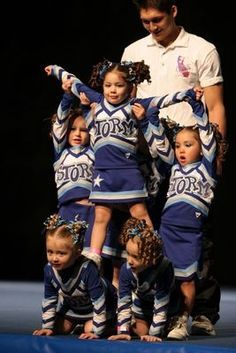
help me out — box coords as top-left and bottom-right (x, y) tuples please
(0, 281), (235, 353)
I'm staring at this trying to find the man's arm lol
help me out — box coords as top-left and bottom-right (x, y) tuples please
(204, 83), (226, 138)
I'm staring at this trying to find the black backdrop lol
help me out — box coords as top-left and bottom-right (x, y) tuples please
(3, 1), (235, 285)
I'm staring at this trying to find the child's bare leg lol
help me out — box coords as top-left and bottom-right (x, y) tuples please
(129, 202), (153, 229)
(132, 318), (149, 337)
(167, 280), (195, 340)
(84, 320), (93, 333)
(90, 204), (112, 251)
(180, 280), (196, 316)
(112, 259), (123, 289)
(54, 316), (74, 334)
(86, 205), (112, 266)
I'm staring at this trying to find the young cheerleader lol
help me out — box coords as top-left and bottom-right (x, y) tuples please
(137, 88), (221, 340)
(50, 79), (95, 242)
(47, 78), (126, 286)
(33, 214), (117, 338)
(45, 61), (192, 268)
(108, 217), (174, 342)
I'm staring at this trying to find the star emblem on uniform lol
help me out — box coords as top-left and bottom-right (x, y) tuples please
(93, 174), (104, 187)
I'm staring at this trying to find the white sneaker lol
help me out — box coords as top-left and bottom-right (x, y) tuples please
(191, 315), (216, 336)
(167, 315), (189, 340)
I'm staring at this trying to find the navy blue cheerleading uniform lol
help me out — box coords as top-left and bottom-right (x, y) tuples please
(143, 89), (217, 281)
(49, 65), (190, 204)
(117, 257), (174, 337)
(52, 92), (95, 246)
(52, 92), (125, 259)
(42, 257), (117, 336)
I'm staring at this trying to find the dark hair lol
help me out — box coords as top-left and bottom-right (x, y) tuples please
(88, 59), (151, 91)
(49, 107), (85, 139)
(120, 217), (163, 265)
(161, 118), (229, 173)
(67, 108), (85, 132)
(132, 0), (176, 14)
(160, 117), (182, 145)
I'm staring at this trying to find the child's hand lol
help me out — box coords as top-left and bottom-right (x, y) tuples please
(62, 79), (73, 94)
(79, 332), (99, 339)
(140, 334), (162, 342)
(194, 86), (203, 100)
(44, 66), (52, 76)
(32, 328), (54, 336)
(108, 333), (132, 341)
(184, 88), (203, 102)
(132, 103), (146, 120)
(79, 92), (91, 106)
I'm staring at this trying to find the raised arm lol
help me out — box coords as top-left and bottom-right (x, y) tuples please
(44, 64), (102, 104)
(184, 89), (216, 164)
(52, 91), (76, 157)
(135, 89), (191, 112)
(45, 64), (77, 82)
(133, 103), (174, 165)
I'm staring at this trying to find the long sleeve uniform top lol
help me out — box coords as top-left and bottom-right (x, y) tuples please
(49, 65), (192, 171)
(138, 105), (175, 198)
(52, 92), (94, 206)
(42, 258), (117, 336)
(142, 89), (217, 227)
(117, 257), (174, 337)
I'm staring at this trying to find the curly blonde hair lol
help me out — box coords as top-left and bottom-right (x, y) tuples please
(120, 217), (163, 266)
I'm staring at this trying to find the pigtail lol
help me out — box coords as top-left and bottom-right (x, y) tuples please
(120, 217), (163, 265)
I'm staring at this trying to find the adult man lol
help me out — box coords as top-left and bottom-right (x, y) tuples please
(121, 0), (226, 341)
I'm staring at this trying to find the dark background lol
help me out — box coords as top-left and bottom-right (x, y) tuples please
(3, 1), (235, 285)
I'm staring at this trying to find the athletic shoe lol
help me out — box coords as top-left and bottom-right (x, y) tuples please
(167, 315), (189, 340)
(191, 315), (216, 336)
